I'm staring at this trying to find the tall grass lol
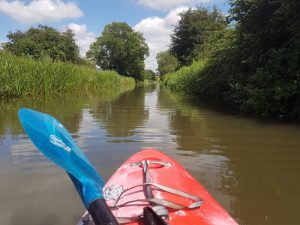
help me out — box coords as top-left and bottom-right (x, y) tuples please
(162, 60), (206, 94)
(0, 52), (135, 97)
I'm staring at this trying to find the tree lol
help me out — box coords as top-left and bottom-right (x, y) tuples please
(197, 0), (300, 119)
(156, 51), (179, 76)
(141, 69), (156, 81)
(227, 0), (300, 118)
(87, 22), (149, 79)
(170, 7), (226, 65)
(3, 25), (80, 63)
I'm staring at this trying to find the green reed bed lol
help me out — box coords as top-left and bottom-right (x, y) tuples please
(0, 52), (135, 97)
(162, 60), (206, 94)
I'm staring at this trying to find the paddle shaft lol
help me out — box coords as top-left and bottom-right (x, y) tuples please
(89, 198), (119, 225)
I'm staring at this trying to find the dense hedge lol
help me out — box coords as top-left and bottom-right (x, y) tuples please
(163, 1), (300, 120)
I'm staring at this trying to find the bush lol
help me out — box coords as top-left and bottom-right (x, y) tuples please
(162, 60), (206, 94)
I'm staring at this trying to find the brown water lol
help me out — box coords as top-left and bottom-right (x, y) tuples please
(0, 85), (299, 225)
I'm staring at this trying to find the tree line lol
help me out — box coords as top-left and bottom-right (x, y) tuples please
(159, 0), (300, 120)
(1, 23), (151, 80)
(2, 25), (81, 63)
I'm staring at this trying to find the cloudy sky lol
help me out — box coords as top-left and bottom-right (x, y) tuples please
(0, 0), (229, 70)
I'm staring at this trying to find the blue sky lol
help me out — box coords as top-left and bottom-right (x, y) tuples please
(0, 0), (229, 70)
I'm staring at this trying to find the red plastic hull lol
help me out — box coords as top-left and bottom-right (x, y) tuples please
(101, 149), (237, 225)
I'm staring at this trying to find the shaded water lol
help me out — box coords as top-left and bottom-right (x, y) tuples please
(0, 85), (299, 225)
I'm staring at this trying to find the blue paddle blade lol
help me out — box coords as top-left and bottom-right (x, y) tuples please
(18, 108), (105, 208)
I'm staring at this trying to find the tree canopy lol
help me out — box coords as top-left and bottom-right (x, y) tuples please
(170, 7), (226, 65)
(156, 51), (179, 76)
(86, 22), (149, 79)
(3, 25), (80, 63)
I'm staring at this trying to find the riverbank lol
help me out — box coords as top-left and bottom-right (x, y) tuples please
(0, 52), (135, 98)
(162, 57), (300, 121)
(161, 1), (300, 121)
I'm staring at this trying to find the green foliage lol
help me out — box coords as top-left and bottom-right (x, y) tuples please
(0, 52), (135, 98)
(87, 22), (149, 79)
(156, 51), (179, 76)
(78, 57), (97, 68)
(201, 0), (300, 119)
(170, 7), (226, 65)
(141, 69), (156, 81)
(164, 1), (300, 120)
(195, 29), (235, 60)
(162, 60), (206, 94)
(3, 25), (80, 63)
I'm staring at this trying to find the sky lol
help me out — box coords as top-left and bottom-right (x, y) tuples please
(0, 0), (229, 71)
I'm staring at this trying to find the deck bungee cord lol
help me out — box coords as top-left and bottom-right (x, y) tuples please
(80, 160), (202, 225)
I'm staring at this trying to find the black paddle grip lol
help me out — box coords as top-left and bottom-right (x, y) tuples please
(88, 198), (119, 225)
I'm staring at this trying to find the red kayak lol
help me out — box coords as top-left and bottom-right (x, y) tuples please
(78, 149), (238, 225)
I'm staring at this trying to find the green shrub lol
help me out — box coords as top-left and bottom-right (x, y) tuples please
(162, 60), (206, 94)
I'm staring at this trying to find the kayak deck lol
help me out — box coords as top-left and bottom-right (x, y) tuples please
(78, 149), (237, 225)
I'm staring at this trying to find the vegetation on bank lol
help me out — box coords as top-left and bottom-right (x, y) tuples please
(1, 22), (152, 81)
(86, 22), (149, 80)
(170, 7), (226, 66)
(2, 25), (81, 64)
(156, 51), (179, 76)
(162, 60), (206, 93)
(161, 1), (300, 120)
(0, 52), (135, 98)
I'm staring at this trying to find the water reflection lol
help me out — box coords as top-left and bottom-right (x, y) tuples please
(0, 95), (83, 137)
(0, 90), (128, 166)
(157, 87), (300, 225)
(90, 87), (149, 138)
(0, 86), (300, 225)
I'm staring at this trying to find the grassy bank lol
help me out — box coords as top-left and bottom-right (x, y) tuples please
(0, 52), (135, 97)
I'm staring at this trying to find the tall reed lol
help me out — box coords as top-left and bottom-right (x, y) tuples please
(0, 52), (135, 97)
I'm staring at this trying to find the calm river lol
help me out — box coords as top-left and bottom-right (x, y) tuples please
(0, 85), (299, 225)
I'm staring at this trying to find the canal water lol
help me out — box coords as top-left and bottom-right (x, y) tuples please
(0, 85), (299, 225)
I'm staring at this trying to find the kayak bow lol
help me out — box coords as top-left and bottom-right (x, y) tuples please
(78, 149), (238, 225)
(18, 108), (237, 225)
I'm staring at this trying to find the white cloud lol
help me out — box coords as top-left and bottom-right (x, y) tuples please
(0, 40), (4, 49)
(134, 0), (211, 10)
(0, 0), (83, 23)
(134, 7), (188, 71)
(66, 23), (96, 56)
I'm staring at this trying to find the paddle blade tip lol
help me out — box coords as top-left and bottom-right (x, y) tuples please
(18, 108), (38, 123)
